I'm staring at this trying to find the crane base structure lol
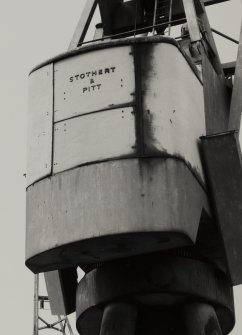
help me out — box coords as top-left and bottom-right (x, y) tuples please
(26, 0), (242, 334)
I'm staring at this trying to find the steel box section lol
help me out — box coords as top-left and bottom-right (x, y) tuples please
(201, 132), (242, 285)
(44, 268), (77, 316)
(27, 64), (53, 187)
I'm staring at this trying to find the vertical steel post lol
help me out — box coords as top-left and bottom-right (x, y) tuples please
(229, 19), (242, 130)
(152, 0), (158, 35)
(168, 0), (173, 35)
(66, 317), (75, 335)
(33, 274), (39, 335)
(58, 316), (66, 335)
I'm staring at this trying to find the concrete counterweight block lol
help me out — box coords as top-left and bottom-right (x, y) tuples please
(26, 158), (209, 273)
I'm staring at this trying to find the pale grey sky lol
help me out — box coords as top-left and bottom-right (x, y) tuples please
(0, 0), (241, 334)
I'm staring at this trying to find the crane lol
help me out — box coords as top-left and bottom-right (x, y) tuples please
(26, 0), (242, 334)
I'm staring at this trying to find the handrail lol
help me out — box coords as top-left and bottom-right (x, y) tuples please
(78, 17), (186, 47)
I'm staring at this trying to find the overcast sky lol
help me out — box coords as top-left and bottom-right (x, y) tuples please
(0, 0), (241, 334)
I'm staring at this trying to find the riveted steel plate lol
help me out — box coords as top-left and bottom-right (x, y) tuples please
(141, 43), (205, 182)
(27, 64), (53, 187)
(53, 107), (136, 173)
(54, 46), (135, 122)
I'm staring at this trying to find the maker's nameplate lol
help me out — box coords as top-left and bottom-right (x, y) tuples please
(54, 46), (135, 122)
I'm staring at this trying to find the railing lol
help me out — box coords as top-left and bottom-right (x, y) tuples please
(77, 17), (187, 47)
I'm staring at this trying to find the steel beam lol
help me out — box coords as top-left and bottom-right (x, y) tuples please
(182, 0), (201, 42)
(68, 0), (98, 50)
(204, 0), (230, 4)
(44, 268), (77, 316)
(201, 131), (242, 285)
(229, 20), (242, 130)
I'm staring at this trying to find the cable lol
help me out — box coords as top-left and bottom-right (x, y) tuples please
(211, 28), (239, 45)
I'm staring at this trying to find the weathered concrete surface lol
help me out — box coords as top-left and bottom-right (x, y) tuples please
(26, 158), (209, 273)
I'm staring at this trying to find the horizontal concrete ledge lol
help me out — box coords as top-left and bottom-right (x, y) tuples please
(26, 157), (209, 273)
(26, 232), (192, 274)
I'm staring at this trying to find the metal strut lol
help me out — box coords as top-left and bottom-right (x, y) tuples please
(33, 274), (74, 335)
(152, 0), (174, 36)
